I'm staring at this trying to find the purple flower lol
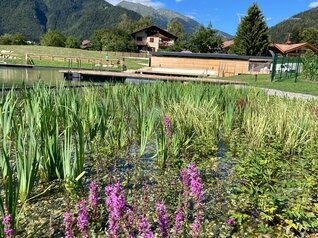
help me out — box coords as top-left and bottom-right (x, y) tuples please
(89, 181), (99, 220)
(64, 212), (75, 238)
(156, 201), (169, 238)
(187, 163), (204, 238)
(105, 182), (127, 238)
(76, 199), (89, 238)
(188, 163), (204, 202)
(2, 214), (13, 238)
(181, 168), (190, 209)
(227, 218), (235, 225)
(173, 205), (183, 235)
(164, 115), (171, 139)
(138, 215), (154, 238)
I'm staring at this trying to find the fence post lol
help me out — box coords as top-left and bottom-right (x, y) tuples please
(271, 54), (278, 82)
(295, 57), (301, 82)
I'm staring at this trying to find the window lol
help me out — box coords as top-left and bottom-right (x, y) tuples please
(149, 38), (154, 43)
(137, 37), (143, 41)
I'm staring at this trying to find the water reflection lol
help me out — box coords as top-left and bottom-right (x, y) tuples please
(0, 66), (156, 87)
(0, 66), (64, 87)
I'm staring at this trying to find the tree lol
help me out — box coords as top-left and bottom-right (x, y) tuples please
(133, 16), (154, 32)
(302, 27), (318, 48)
(230, 3), (269, 56)
(164, 19), (188, 52)
(40, 30), (66, 47)
(291, 26), (304, 44)
(188, 23), (222, 53)
(91, 29), (109, 51)
(0, 33), (27, 45)
(168, 19), (185, 41)
(117, 14), (136, 34)
(65, 36), (79, 48)
(101, 28), (136, 52)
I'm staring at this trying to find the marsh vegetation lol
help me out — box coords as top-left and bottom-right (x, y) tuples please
(0, 82), (317, 237)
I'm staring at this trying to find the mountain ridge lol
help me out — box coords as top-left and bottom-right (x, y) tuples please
(0, 0), (141, 41)
(117, 1), (233, 39)
(269, 7), (318, 43)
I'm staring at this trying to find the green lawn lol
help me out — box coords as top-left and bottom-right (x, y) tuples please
(0, 45), (148, 70)
(223, 74), (318, 96)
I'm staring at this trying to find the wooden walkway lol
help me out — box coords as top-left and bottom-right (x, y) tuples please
(59, 69), (245, 85)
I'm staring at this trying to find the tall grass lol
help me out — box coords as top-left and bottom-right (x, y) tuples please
(0, 82), (317, 234)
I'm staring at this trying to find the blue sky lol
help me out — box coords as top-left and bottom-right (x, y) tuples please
(108, 0), (318, 35)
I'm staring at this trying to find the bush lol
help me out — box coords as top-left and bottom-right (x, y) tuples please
(40, 30), (66, 47)
(302, 51), (318, 80)
(65, 36), (79, 48)
(0, 33), (27, 45)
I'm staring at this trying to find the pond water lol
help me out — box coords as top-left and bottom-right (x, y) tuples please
(0, 66), (154, 87)
(0, 66), (65, 87)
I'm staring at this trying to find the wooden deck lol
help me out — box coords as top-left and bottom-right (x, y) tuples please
(59, 69), (245, 85)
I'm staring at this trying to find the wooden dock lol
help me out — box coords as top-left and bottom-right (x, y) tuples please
(59, 69), (245, 85)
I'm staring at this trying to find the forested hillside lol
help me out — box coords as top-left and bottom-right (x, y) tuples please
(270, 7), (318, 43)
(0, 0), (141, 41)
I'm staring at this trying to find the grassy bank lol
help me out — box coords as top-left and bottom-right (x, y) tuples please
(223, 74), (318, 96)
(0, 82), (317, 237)
(0, 45), (148, 70)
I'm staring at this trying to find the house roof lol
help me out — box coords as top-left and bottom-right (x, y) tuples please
(270, 43), (318, 54)
(150, 52), (272, 61)
(131, 25), (178, 40)
(223, 40), (234, 49)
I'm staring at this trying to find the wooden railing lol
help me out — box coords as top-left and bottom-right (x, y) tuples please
(103, 51), (148, 58)
(25, 53), (124, 70)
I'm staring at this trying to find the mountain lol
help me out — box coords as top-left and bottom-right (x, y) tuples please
(117, 1), (232, 38)
(269, 7), (318, 43)
(0, 0), (141, 41)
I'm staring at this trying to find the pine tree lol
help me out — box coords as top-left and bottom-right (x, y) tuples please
(231, 3), (269, 56)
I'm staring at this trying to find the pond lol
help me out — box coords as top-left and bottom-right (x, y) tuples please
(0, 66), (154, 87)
(0, 66), (65, 87)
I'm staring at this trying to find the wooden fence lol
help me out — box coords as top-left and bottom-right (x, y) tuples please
(25, 53), (124, 70)
(103, 51), (148, 58)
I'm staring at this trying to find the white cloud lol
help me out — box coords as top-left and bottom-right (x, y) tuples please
(309, 1), (318, 8)
(175, 0), (183, 3)
(107, 0), (164, 9)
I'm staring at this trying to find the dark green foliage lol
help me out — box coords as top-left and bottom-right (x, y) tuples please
(162, 19), (187, 52)
(291, 27), (318, 47)
(117, 15), (154, 34)
(270, 7), (318, 43)
(65, 36), (79, 49)
(188, 23), (222, 53)
(168, 19), (185, 41)
(0, 33), (27, 45)
(100, 28), (137, 52)
(0, 0), (47, 42)
(90, 29), (109, 51)
(289, 26), (318, 47)
(0, 0), (141, 41)
(40, 30), (66, 47)
(302, 51), (318, 80)
(231, 3), (269, 56)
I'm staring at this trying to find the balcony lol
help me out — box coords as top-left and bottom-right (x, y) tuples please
(159, 41), (174, 48)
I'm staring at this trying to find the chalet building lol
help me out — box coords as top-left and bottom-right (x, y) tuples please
(81, 40), (91, 49)
(131, 26), (177, 52)
(222, 40), (234, 53)
(270, 43), (318, 56)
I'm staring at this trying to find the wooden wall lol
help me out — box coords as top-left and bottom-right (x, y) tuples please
(151, 56), (250, 77)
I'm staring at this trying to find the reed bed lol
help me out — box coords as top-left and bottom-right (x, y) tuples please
(0, 82), (317, 237)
